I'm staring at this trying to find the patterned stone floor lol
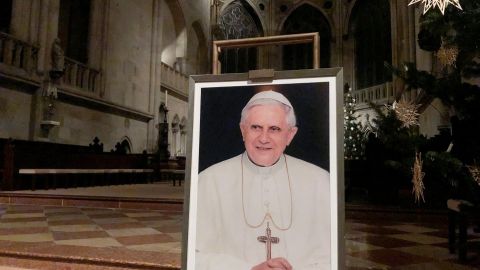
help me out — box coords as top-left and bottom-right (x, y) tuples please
(0, 203), (478, 269)
(0, 204), (182, 269)
(345, 214), (480, 269)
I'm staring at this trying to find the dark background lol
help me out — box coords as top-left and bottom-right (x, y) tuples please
(198, 82), (330, 172)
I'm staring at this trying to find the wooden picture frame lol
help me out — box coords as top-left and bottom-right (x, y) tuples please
(212, 32), (320, 74)
(182, 68), (344, 270)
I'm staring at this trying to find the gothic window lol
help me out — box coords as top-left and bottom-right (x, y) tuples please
(351, 0), (392, 89)
(0, 0), (12, 33)
(58, 0), (91, 63)
(218, 0), (263, 73)
(282, 4), (331, 69)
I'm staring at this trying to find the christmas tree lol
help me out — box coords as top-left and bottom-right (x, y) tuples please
(390, 0), (480, 204)
(397, 0), (480, 164)
(344, 91), (366, 160)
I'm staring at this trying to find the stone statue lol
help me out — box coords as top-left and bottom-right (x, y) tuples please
(50, 38), (65, 78)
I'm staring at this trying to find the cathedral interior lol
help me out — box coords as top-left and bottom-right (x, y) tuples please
(0, 0), (479, 269)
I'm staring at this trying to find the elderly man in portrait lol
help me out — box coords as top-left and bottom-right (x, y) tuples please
(196, 90), (330, 270)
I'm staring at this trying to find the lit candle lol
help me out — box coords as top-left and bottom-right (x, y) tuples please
(165, 90), (168, 107)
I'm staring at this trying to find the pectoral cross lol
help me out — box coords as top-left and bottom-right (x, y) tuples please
(257, 222), (279, 260)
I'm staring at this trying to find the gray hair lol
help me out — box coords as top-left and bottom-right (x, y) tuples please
(240, 99), (297, 127)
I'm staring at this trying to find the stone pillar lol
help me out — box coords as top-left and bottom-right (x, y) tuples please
(37, 0), (50, 74)
(89, 0), (107, 70)
(331, 0), (344, 68)
(28, 87), (42, 140)
(37, 0), (60, 74)
(10, 0), (32, 41)
(30, 0), (61, 141)
(390, 0), (417, 98)
(414, 6), (432, 72)
(147, 0), (163, 153)
(391, 0), (416, 67)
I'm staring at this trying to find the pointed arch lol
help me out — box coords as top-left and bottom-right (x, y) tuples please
(219, 0), (266, 35)
(161, 0), (187, 68)
(281, 3), (332, 69)
(180, 116), (187, 131)
(279, 0), (333, 31)
(172, 114), (180, 127)
(218, 0), (264, 73)
(119, 136), (132, 154)
(349, 0), (392, 89)
(191, 20), (208, 74)
(164, 0), (185, 36)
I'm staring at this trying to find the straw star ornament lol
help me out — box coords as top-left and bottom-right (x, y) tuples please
(412, 152), (426, 204)
(391, 100), (421, 128)
(467, 164), (480, 186)
(408, 0), (462, 15)
(437, 44), (458, 67)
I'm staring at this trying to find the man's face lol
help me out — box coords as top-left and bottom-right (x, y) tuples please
(240, 104), (298, 166)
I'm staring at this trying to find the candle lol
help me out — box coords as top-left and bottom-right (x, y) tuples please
(165, 90), (168, 107)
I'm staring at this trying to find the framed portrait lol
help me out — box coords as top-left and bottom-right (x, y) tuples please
(182, 68), (344, 270)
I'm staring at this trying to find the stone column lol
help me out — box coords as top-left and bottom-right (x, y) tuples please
(147, 0), (163, 153)
(414, 6), (432, 72)
(10, 0), (32, 41)
(37, 0), (60, 74)
(37, 0), (50, 74)
(328, 0), (342, 68)
(30, 0), (61, 141)
(89, 0), (107, 70)
(390, 0), (417, 98)
(391, 0), (416, 67)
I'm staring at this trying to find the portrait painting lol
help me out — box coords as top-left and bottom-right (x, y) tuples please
(182, 69), (344, 270)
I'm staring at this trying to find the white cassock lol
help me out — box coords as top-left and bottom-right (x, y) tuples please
(196, 153), (330, 270)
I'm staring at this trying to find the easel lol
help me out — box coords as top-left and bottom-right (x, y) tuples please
(211, 32), (320, 77)
(209, 32), (322, 262)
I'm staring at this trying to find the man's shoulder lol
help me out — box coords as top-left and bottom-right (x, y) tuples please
(284, 154), (329, 177)
(199, 154), (241, 177)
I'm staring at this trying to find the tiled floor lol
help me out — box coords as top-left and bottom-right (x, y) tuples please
(0, 204), (182, 269)
(345, 215), (480, 269)
(9, 182), (185, 199)
(0, 203), (478, 269)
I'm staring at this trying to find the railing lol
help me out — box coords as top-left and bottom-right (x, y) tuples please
(161, 62), (188, 96)
(0, 32), (38, 74)
(352, 82), (395, 105)
(63, 57), (101, 94)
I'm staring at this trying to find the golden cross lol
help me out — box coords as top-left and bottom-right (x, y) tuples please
(257, 222), (279, 260)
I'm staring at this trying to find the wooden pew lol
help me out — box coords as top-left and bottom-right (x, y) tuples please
(0, 138), (154, 191)
(159, 157), (186, 186)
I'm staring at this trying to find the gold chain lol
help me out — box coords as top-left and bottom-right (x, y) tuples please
(241, 153), (293, 231)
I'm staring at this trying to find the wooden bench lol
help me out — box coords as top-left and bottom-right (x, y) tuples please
(19, 168), (154, 190)
(1, 139), (155, 191)
(158, 157), (185, 186)
(447, 199), (479, 261)
(160, 169), (185, 186)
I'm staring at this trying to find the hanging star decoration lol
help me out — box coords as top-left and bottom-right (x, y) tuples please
(466, 164), (480, 186)
(412, 152), (426, 204)
(437, 43), (458, 68)
(391, 99), (421, 128)
(408, 0), (462, 15)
